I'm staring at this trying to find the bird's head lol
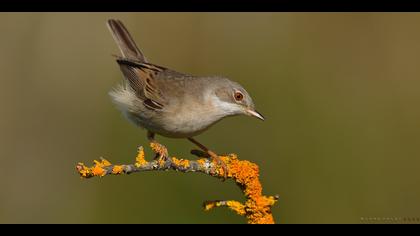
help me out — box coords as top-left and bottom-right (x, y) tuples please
(211, 77), (264, 121)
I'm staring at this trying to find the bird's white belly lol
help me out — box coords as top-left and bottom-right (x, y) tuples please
(126, 108), (221, 138)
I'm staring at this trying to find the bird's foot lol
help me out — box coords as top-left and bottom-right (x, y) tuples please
(150, 142), (169, 162)
(207, 151), (229, 180)
(191, 149), (228, 180)
(213, 156), (229, 181)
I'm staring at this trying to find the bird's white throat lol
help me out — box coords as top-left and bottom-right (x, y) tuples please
(209, 92), (243, 117)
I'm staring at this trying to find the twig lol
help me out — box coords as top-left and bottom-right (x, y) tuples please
(76, 145), (278, 224)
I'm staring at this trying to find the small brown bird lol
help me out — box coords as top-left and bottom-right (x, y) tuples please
(106, 19), (264, 170)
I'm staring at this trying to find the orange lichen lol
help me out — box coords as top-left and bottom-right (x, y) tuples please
(92, 159), (112, 177)
(203, 154), (277, 224)
(112, 165), (124, 175)
(76, 163), (91, 178)
(197, 159), (207, 168)
(76, 158), (113, 178)
(91, 164), (105, 176)
(171, 157), (190, 169)
(135, 147), (147, 168)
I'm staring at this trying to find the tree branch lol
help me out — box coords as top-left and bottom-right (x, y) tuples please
(76, 145), (278, 224)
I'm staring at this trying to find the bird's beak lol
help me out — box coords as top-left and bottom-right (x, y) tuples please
(247, 109), (265, 121)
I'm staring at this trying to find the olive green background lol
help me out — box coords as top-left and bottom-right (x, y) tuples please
(0, 13), (419, 224)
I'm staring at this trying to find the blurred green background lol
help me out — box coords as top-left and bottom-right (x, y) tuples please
(0, 13), (419, 224)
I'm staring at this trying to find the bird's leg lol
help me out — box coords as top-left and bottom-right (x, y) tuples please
(147, 131), (168, 161)
(187, 137), (228, 179)
(190, 149), (211, 158)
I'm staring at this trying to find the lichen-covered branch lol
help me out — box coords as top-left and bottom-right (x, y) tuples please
(76, 145), (278, 224)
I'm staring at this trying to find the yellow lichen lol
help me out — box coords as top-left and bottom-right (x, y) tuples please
(112, 165), (124, 175)
(226, 201), (246, 216)
(203, 201), (217, 211)
(135, 146), (147, 167)
(76, 163), (91, 178)
(197, 159), (207, 167)
(203, 200), (246, 216)
(171, 157), (190, 168)
(100, 158), (112, 167)
(158, 158), (165, 167)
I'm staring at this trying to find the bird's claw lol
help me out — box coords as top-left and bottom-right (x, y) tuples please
(191, 149), (228, 180)
(150, 142), (169, 162)
(210, 155), (228, 181)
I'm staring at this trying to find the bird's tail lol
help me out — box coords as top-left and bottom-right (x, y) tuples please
(106, 19), (148, 62)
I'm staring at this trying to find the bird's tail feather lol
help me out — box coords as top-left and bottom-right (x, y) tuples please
(106, 19), (148, 62)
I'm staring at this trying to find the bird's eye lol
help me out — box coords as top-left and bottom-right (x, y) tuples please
(234, 91), (244, 101)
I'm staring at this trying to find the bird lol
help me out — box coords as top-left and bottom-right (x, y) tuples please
(106, 19), (264, 173)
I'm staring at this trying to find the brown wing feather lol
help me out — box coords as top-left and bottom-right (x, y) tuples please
(117, 59), (166, 110)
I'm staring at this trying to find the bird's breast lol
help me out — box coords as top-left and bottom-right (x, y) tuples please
(150, 95), (223, 138)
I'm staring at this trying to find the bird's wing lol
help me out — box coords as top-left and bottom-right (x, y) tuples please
(107, 19), (148, 62)
(117, 59), (169, 111)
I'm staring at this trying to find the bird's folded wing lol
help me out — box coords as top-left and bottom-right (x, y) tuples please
(117, 59), (167, 111)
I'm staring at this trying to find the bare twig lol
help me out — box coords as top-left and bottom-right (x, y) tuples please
(76, 145), (278, 224)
